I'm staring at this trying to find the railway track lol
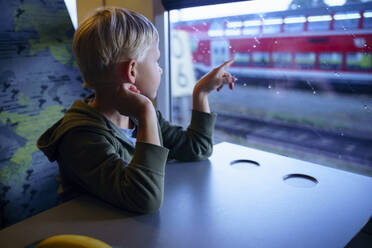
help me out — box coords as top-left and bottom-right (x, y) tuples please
(215, 111), (372, 167)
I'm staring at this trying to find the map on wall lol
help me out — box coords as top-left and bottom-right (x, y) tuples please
(0, 0), (89, 226)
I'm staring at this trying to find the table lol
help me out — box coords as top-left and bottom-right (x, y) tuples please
(1, 142), (371, 247)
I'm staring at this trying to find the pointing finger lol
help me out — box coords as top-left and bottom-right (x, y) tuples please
(218, 58), (235, 71)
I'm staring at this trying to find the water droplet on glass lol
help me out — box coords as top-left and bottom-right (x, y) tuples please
(229, 45), (232, 49)
(253, 44), (256, 48)
(268, 85), (272, 89)
(340, 133), (344, 136)
(364, 104), (368, 109)
(276, 91), (280, 94)
(243, 83), (247, 86)
(274, 40), (278, 44)
(313, 91), (316, 95)
(334, 72), (340, 77)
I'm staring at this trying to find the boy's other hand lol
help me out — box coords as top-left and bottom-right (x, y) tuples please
(114, 83), (154, 118)
(193, 58), (237, 95)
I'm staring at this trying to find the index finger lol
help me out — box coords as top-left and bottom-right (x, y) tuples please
(217, 58), (235, 71)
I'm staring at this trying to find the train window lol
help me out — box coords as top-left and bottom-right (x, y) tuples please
(208, 22), (224, 37)
(363, 10), (372, 28)
(273, 52), (292, 67)
(234, 52), (250, 66)
(225, 28), (241, 36)
(284, 16), (306, 32)
(168, 0), (372, 176)
(319, 52), (343, 70)
(307, 15), (331, 31)
(295, 52), (316, 69)
(262, 18), (283, 34)
(252, 52), (270, 67)
(346, 52), (372, 71)
(333, 12), (361, 30)
(243, 19), (261, 35)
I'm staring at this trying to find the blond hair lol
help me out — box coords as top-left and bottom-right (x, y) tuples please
(73, 7), (158, 89)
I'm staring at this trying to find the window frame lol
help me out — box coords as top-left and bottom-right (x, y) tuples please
(154, 1), (172, 121)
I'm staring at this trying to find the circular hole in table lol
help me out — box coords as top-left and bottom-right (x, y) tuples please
(230, 159), (260, 169)
(283, 173), (318, 188)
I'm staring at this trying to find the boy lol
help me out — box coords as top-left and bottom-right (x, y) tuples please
(37, 7), (236, 214)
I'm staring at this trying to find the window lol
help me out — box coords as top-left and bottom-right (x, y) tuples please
(234, 52), (250, 66)
(168, 0), (372, 176)
(319, 52), (343, 70)
(333, 12), (361, 30)
(242, 19), (261, 35)
(262, 18), (282, 34)
(284, 16), (306, 32)
(252, 52), (270, 67)
(346, 52), (372, 71)
(273, 52), (292, 68)
(363, 10), (372, 28)
(295, 52), (316, 69)
(307, 15), (331, 31)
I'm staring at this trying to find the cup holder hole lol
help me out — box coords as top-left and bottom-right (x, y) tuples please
(283, 174), (318, 188)
(230, 159), (260, 168)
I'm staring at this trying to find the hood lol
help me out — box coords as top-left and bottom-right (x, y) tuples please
(37, 98), (109, 162)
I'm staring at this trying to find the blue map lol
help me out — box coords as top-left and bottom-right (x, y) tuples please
(0, 0), (89, 227)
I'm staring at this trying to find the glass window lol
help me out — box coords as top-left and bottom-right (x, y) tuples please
(295, 52), (316, 69)
(319, 52), (343, 70)
(262, 17), (282, 34)
(169, 0), (372, 177)
(252, 52), (270, 67)
(273, 52), (292, 67)
(242, 20), (261, 35)
(363, 10), (372, 28)
(262, 24), (281, 34)
(346, 52), (372, 71)
(284, 16), (306, 32)
(233, 52), (250, 66)
(333, 12), (361, 30)
(307, 15), (331, 31)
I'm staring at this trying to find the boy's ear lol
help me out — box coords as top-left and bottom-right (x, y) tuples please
(118, 59), (137, 84)
(127, 59), (137, 84)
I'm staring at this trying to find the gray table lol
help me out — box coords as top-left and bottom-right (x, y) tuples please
(1, 142), (372, 248)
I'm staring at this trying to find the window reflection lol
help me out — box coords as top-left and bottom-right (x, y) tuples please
(169, 0), (372, 176)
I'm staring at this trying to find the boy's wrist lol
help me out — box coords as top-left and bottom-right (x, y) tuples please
(138, 100), (156, 122)
(193, 85), (210, 113)
(193, 84), (208, 98)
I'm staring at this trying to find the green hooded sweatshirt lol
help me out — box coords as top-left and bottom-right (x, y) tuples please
(37, 96), (216, 214)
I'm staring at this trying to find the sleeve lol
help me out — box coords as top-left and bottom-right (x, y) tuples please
(57, 128), (169, 214)
(157, 110), (217, 161)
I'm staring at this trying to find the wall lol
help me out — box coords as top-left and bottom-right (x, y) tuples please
(77, 0), (154, 24)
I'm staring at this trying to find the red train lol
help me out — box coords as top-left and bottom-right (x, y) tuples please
(172, 3), (372, 86)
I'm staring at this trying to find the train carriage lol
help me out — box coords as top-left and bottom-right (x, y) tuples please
(172, 3), (372, 91)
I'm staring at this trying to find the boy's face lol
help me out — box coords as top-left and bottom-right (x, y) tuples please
(135, 40), (162, 100)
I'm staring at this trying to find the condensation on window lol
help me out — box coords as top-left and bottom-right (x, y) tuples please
(169, 0), (372, 176)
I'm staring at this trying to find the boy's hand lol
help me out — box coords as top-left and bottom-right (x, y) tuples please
(193, 58), (237, 95)
(115, 83), (161, 146)
(114, 83), (154, 119)
(192, 59), (236, 113)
